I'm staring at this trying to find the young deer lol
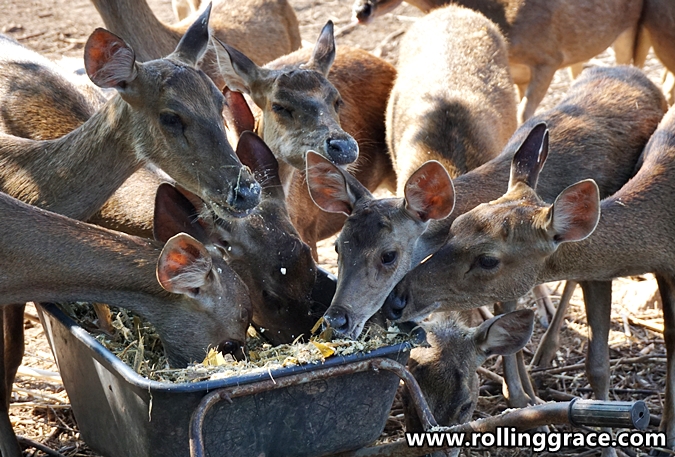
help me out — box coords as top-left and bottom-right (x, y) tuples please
(405, 309), (534, 457)
(0, 190), (252, 457)
(216, 21), (397, 256)
(385, 105), (675, 450)
(159, 132), (320, 346)
(352, 0), (643, 123)
(306, 4), (516, 338)
(90, 0), (301, 86)
(0, 8), (259, 223)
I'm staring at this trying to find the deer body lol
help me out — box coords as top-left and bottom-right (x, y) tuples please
(353, 0), (643, 123)
(387, 4), (517, 193)
(90, 0), (301, 69)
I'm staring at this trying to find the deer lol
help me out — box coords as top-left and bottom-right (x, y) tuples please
(0, 185), (253, 457)
(307, 65), (666, 411)
(405, 309), (534, 457)
(383, 104), (675, 451)
(351, 0), (644, 123)
(215, 21), (398, 257)
(0, 8), (260, 223)
(173, 0), (202, 20)
(89, 0), (301, 88)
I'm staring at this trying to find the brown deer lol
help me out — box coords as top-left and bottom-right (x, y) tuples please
(215, 21), (397, 256)
(0, 190), (252, 457)
(0, 37), (321, 347)
(384, 107), (675, 450)
(352, 0), (643, 123)
(0, 9), (259, 222)
(90, 0), (301, 88)
(405, 309), (534, 457)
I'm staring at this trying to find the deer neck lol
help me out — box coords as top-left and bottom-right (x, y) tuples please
(89, 0), (179, 62)
(0, 96), (144, 220)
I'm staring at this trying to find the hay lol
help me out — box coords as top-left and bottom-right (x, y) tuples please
(61, 303), (412, 383)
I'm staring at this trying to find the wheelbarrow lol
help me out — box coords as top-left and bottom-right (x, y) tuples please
(37, 269), (652, 457)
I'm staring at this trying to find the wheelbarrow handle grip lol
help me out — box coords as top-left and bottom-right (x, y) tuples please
(569, 398), (650, 430)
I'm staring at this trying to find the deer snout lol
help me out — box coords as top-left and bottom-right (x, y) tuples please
(354, 2), (374, 23)
(227, 174), (261, 215)
(383, 289), (407, 320)
(325, 136), (359, 165)
(218, 339), (246, 361)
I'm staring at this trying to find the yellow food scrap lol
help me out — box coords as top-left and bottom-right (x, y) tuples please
(203, 348), (227, 366)
(311, 341), (335, 358)
(311, 317), (324, 335)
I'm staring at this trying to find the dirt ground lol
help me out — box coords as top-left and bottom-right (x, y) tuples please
(0, 0), (672, 456)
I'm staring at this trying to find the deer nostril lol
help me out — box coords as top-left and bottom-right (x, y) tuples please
(218, 340), (245, 360)
(383, 290), (406, 320)
(325, 137), (359, 165)
(228, 179), (261, 213)
(324, 311), (349, 332)
(355, 3), (373, 22)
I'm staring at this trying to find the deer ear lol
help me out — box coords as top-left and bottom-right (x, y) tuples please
(223, 87), (256, 141)
(170, 2), (211, 66)
(214, 38), (270, 95)
(236, 131), (281, 188)
(547, 179), (600, 243)
(84, 28), (137, 90)
(509, 123), (549, 190)
(154, 183), (208, 243)
(304, 21), (336, 76)
(474, 309), (534, 357)
(157, 233), (213, 297)
(306, 151), (365, 215)
(404, 161), (455, 222)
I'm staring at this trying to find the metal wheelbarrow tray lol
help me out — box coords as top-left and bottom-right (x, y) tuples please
(38, 302), (411, 457)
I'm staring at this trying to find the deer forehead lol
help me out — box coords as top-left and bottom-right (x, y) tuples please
(272, 70), (338, 102)
(148, 61), (223, 105)
(340, 199), (414, 248)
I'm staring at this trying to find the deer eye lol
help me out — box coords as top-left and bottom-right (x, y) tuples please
(381, 250), (397, 266)
(459, 401), (474, 418)
(159, 112), (184, 132)
(272, 103), (292, 118)
(477, 255), (500, 270)
(334, 98), (342, 112)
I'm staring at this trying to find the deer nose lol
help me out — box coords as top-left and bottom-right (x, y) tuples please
(383, 290), (406, 320)
(227, 177), (261, 214)
(325, 137), (358, 165)
(218, 340), (246, 361)
(323, 310), (350, 334)
(355, 2), (373, 22)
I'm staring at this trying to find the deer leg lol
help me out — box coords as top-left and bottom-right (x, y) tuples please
(517, 64), (558, 124)
(510, 63), (531, 101)
(495, 301), (534, 407)
(581, 281), (616, 457)
(4, 304), (25, 408)
(0, 308), (22, 457)
(612, 25), (638, 65)
(532, 281), (577, 367)
(532, 283), (555, 327)
(656, 273), (675, 450)
(567, 62), (585, 80)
